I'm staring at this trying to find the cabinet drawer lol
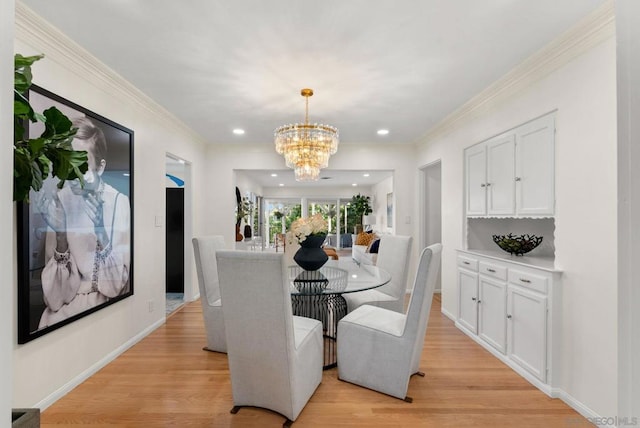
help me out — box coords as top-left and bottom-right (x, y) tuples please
(479, 261), (507, 280)
(508, 269), (548, 294)
(457, 255), (478, 271)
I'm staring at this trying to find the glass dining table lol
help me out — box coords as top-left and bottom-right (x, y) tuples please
(288, 259), (391, 369)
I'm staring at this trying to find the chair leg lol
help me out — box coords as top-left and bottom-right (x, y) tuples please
(230, 405), (294, 426)
(414, 371), (425, 377)
(403, 396), (413, 403)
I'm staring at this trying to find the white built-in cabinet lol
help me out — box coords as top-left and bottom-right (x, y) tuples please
(455, 250), (561, 394)
(458, 112), (561, 396)
(465, 113), (555, 217)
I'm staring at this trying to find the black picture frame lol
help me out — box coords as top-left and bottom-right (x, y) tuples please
(17, 85), (134, 344)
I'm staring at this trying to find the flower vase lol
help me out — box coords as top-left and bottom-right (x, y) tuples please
(294, 234), (328, 271)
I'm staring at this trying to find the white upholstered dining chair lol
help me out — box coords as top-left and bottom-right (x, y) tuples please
(215, 251), (323, 426)
(343, 235), (413, 313)
(192, 235), (227, 353)
(337, 243), (442, 402)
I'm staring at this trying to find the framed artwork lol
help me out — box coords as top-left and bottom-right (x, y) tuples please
(386, 192), (393, 228)
(17, 85), (134, 344)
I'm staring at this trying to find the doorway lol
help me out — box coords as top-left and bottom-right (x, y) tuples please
(421, 160), (442, 291)
(166, 187), (184, 294)
(165, 155), (188, 315)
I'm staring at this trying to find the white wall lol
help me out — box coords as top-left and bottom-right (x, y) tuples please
(13, 8), (208, 407)
(416, 37), (617, 417)
(616, 0), (640, 419)
(204, 143), (416, 250)
(262, 185), (371, 200)
(2, 0), (15, 419)
(235, 172), (263, 199)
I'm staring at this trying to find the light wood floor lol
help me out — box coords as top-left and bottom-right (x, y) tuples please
(41, 295), (591, 427)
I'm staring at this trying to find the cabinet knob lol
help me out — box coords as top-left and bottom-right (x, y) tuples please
(515, 177), (521, 181)
(507, 314), (512, 319)
(480, 183), (486, 188)
(463, 261), (470, 265)
(485, 182), (492, 187)
(486, 268), (496, 273)
(471, 297), (477, 301)
(520, 278), (532, 283)
(478, 300), (482, 303)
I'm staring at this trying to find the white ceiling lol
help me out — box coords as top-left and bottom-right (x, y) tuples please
(239, 169), (392, 189)
(21, 0), (606, 187)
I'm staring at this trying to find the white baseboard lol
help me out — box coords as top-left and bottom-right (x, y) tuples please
(454, 321), (554, 396)
(441, 307), (456, 322)
(556, 390), (616, 428)
(34, 317), (166, 411)
(453, 321), (610, 427)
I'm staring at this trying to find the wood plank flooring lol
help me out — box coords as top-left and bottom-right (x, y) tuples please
(41, 295), (592, 427)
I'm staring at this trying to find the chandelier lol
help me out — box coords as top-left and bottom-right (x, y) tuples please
(274, 88), (339, 181)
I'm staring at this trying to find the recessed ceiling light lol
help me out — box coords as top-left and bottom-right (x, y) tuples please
(352, 183), (357, 187)
(377, 129), (389, 135)
(233, 129), (245, 135)
(178, 159), (185, 164)
(279, 183), (284, 187)
(363, 173), (370, 177)
(271, 173), (278, 177)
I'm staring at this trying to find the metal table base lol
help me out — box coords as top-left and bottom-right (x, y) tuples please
(291, 294), (348, 369)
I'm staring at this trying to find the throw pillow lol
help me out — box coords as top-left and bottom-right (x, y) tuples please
(368, 238), (381, 254)
(356, 232), (377, 247)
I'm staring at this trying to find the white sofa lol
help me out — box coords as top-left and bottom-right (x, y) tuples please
(351, 234), (378, 266)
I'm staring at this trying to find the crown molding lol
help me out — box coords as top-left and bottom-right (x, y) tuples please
(15, 1), (206, 145)
(417, 0), (615, 145)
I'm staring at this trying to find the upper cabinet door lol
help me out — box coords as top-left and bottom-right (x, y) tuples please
(465, 144), (487, 216)
(486, 135), (516, 216)
(515, 114), (555, 216)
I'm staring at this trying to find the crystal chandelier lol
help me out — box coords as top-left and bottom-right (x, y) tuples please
(274, 88), (339, 181)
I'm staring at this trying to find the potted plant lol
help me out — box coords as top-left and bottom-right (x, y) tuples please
(14, 54), (88, 202)
(13, 54), (89, 427)
(234, 192), (253, 241)
(350, 193), (372, 234)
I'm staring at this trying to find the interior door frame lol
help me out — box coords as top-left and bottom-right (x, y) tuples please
(165, 153), (195, 302)
(419, 160), (442, 292)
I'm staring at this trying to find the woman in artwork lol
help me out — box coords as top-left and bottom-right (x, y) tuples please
(37, 117), (131, 328)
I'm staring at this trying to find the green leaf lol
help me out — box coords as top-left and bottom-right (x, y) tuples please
(14, 117), (25, 144)
(14, 100), (30, 116)
(36, 154), (51, 178)
(13, 53), (89, 202)
(41, 107), (73, 139)
(14, 53), (44, 68)
(28, 138), (46, 154)
(13, 53), (42, 94)
(49, 147), (88, 182)
(13, 149), (32, 202)
(30, 160), (44, 191)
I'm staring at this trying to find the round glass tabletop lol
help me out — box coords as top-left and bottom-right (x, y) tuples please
(288, 260), (391, 296)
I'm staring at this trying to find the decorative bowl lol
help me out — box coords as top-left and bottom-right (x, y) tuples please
(492, 234), (543, 256)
